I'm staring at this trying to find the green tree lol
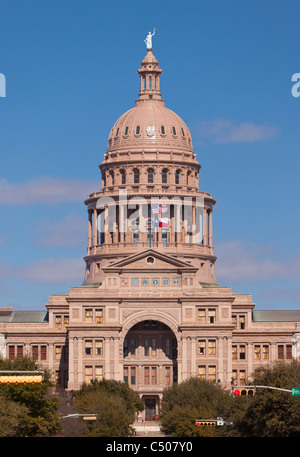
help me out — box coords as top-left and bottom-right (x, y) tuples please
(0, 356), (61, 437)
(160, 377), (235, 437)
(72, 379), (144, 437)
(0, 395), (28, 437)
(236, 360), (300, 437)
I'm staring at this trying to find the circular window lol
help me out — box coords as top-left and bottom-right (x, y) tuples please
(146, 256), (155, 264)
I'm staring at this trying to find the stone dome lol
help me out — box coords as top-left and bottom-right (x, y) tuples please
(107, 102), (194, 155)
(105, 48), (195, 162)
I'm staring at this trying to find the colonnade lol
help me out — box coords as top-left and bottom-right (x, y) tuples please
(87, 201), (214, 249)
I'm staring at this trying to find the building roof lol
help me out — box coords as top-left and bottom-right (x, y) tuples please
(253, 310), (300, 322)
(0, 310), (48, 323)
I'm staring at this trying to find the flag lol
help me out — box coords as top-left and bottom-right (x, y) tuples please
(154, 216), (169, 228)
(152, 204), (168, 214)
(152, 204), (169, 228)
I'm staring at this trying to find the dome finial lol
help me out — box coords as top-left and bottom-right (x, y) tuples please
(144, 28), (156, 50)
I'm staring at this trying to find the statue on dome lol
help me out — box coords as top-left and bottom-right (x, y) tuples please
(145, 28), (156, 49)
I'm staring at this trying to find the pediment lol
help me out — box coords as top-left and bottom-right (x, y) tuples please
(103, 249), (198, 273)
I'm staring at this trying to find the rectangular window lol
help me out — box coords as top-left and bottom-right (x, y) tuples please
(124, 366), (128, 384)
(95, 309), (103, 324)
(165, 367), (171, 385)
(198, 309), (205, 323)
(239, 345), (246, 360)
(232, 315), (237, 329)
(239, 316), (245, 330)
(239, 370), (246, 386)
(95, 340), (103, 355)
(208, 309), (216, 324)
(254, 345), (260, 360)
(232, 345), (237, 360)
(95, 366), (103, 381)
(151, 367), (157, 384)
(85, 366), (93, 384)
(161, 126), (165, 134)
(208, 366), (216, 382)
(32, 345), (38, 360)
(8, 346), (15, 359)
(198, 340), (205, 355)
(55, 346), (62, 361)
(131, 367), (136, 385)
(85, 309), (93, 324)
(208, 340), (216, 355)
(263, 345), (269, 360)
(40, 345), (47, 361)
(286, 345), (292, 359)
(85, 340), (93, 355)
(278, 345), (284, 359)
(17, 345), (23, 359)
(144, 367), (150, 385)
(55, 315), (62, 330)
(198, 366), (205, 380)
(232, 370), (237, 386)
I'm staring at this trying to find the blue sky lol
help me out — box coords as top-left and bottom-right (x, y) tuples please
(0, 0), (299, 310)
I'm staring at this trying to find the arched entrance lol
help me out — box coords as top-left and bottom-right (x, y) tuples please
(123, 319), (178, 421)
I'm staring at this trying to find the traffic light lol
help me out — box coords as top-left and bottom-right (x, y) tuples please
(233, 386), (255, 396)
(0, 374), (43, 384)
(195, 420), (216, 426)
(83, 415), (97, 421)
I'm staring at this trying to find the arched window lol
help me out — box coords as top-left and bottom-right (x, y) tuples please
(133, 168), (140, 184)
(109, 170), (114, 186)
(162, 168), (168, 184)
(147, 168), (154, 184)
(120, 169), (126, 185)
(175, 169), (181, 185)
(186, 170), (191, 186)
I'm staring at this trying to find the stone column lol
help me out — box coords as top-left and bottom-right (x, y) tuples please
(105, 338), (111, 379)
(68, 337), (75, 389)
(182, 337), (187, 380)
(88, 210), (92, 248)
(114, 337), (122, 381)
(77, 338), (83, 386)
(93, 208), (98, 246)
(191, 337), (197, 377)
(203, 208), (207, 245)
(119, 204), (125, 244)
(208, 209), (213, 247)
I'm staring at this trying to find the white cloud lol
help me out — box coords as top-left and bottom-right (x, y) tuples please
(0, 176), (98, 205)
(215, 239), (300, 282)
(197, 119), (278, 144)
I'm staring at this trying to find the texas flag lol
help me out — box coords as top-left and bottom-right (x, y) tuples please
(152, 204), (169, 228)
(154, 216), (169, 227)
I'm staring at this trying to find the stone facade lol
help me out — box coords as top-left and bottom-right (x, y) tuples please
(0, 43), (299, 421)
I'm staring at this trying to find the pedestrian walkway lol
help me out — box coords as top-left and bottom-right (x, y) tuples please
(133, 421), (166, 437)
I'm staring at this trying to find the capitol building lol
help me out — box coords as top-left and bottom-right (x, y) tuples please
(1, 33), (299, 421)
